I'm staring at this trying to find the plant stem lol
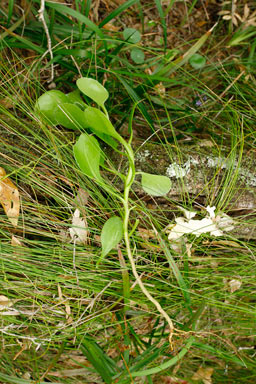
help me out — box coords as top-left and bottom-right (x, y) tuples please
(121, 140), (174, 343)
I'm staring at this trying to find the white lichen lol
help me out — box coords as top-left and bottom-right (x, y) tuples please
(206, 156), (228, 169)
(166, 157), (199, 179)
(206, 156), (256, 187)
(136, 150), (151, 162)
(239, 168), (256, 187)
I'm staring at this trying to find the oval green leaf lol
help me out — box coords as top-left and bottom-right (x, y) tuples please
(101, 216), (123, 259)
(189, 53), (206, 70)
(84, 107), (121, 141)
(35, 90), (68, 124)
(55, 103), (87, 130)
(141, 173), (172, 197)
(73, 133), (102, 181)
(131, 47), (145, 64)
(76, 77), (109, 107)
(123, 28), (141, 44)
(67, 89), (87, 109)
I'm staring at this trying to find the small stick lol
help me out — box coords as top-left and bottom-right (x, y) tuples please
(38, 0), (54, 82)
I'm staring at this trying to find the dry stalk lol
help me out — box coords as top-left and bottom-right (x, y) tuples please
(38, 0), (54, 82)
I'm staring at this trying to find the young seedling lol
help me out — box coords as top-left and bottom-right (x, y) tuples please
(123, 28), (145, 64)
(35, 77), (174, 342)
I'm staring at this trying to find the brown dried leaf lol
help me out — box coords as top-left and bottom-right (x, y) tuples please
(155, 82), (166, 96)
(244, 4), (250, 20)
(229, 279), (242, 293)
(75, 188), (89, 209)
(11, 235), (23, 246)
(192, 367), (214, 384)
(209, 240), (242, 248)
(103, 22), (120, 32)
(0, 97), (15, 109)
(69, 208), (87, 244)
(0, 167), (20, 227)
(0, 295), (13, 310)
(58, 284), (72, 323)
(137, 227), (155, 241)
(160, 377), (188, 384)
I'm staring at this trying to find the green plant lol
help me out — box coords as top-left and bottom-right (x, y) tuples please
(123, 27), (145, 64)
(35, 77), (175, 340)
(189, 53), (206, 69)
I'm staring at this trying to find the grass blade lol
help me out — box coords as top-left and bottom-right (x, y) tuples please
(45, 1), (107, 52)
(154, 23), (217, 77)
(6, 0), (14, 27)
(154, 0), (167, 51)
(80, 337), (119, 383)
(0, 373), (63, 384)
(156, 231), (192, 311)
(0, 5), (31, 42)
(131, 336), (195, 377)
(118, 76), (155, 132)
(194, 342), (249, 367)
(0, 28), (44, 53)
(99, 0), (139, 28)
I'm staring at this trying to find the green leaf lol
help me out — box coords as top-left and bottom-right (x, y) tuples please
(55, 103), (86, 130)
(189, 53), (206, 69)
(83, 107), (121, 141)
(73, 133), (102, 181)
(80, 337), (118, 384)
(123, 28), (141, 43)
(35, 90), (68, 124)
(76, 77), (109, 107)
(101, 216), (123, 258)
(131, 336), (194, 377)
(131, 47), (145, 64)
(66, 89), (87, 109)
(141, 173), (172, 196)
(154, 23), (216, 77)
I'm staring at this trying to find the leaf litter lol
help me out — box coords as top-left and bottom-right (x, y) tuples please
(69, 188), (89, 244)
(69, 208), (88, 244)
(166, 206), (235, 242)
(192, 367), (214, 384)
(0, 167), (20, 227)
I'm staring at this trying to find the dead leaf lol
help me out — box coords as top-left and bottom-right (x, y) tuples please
(48, 368), (89, 378)
(58, 284), (72, 323)
(160, 377), (188, 384)
(155, 82), (166, 96)
(69, 208), (87, 244)
(0, 97), (15, 109)
(0, 295), (13, 310)
(22, 373), (31, 380)
(75, 188), (89, 210)
(11, 235), (23, 246)
(186, 243), (192, 257)
(198, 139), (214, 148)
(229, 279), (242, 293)
(166, 206), (234, 241)
(207, 240), (242, 248)
(196, 21), (207, 28)
(103, 22), (120, 32)
(0, 167), (20, 227)
(192, 367), (214, 384)
(13, 341), (32, 360)
(137, 227), (155, 241)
